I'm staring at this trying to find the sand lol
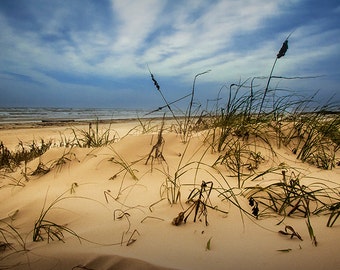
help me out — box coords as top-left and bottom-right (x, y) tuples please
(0, 120), (339, 270)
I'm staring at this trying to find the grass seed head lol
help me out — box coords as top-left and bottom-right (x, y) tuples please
(277, 40), (288, 58)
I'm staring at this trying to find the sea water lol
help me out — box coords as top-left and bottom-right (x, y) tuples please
(0, 107), (174, 123)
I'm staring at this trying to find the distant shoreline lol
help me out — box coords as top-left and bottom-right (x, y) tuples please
(0, 116), (178, 130)
(0, 107), (181, 126)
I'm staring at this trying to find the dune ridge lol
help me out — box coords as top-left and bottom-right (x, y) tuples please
(0, 120), (339, 270)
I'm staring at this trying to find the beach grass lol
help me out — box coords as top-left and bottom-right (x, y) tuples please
(33, 189), (83, 243)
(70, 120), (118, 148)
(0, 139), (51, 171)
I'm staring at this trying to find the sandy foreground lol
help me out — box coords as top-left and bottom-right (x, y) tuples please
(0, 120), (339, 270)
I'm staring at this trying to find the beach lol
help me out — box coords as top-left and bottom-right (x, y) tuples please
(0, 119), (339, 270)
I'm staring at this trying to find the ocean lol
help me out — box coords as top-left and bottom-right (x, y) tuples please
(0, 107), (173, 124)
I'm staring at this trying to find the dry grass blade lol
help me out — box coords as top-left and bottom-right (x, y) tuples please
(108, 148), (139, 181)
(145, 116), (166, 168)
(172, 181), (221, 226)
(206, 237), (212, 251)
(277, 248), (292, 252)
(31, 161), (50, 176)
(248, 197), (259, 218)
(140, 216), (164, 223)
(278, 225), (303, 241)
(70, 182), (79, 194)
(182, 70), (211, 142)
(258, 33), (292, 117)
(126, 229), (140, 246)
(0, 221), (26, 252)
(306, 215), (317, 246)
(326, 202), (340, 227)
(72, 265), (95, 270)
(50, 150), (79, 173)
(114, 210), (131, 233)
(172, 212), (185, 226)
(147, 65), (181, 130)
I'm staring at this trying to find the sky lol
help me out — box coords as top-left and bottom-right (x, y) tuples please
(0, 0), (339, 110)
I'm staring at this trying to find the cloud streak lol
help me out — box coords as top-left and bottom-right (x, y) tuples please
(0, 0), (339, 107)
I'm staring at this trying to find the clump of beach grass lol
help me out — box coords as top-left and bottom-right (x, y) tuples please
(157, 132), (215, 206)
(286, 109), (340, 169)
(33, 190), (82, 243)
(0, 142), (12, 170)
(70, 120), (118, 148)
(172, 180), (228, 226)
(214, 137), (267, 188)
(244, 169), (340, 222)
(32, 188), (114, 244)
(0, 140), (51, 171)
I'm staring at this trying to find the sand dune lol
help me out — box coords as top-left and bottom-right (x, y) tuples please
(0, 121), (339, 270)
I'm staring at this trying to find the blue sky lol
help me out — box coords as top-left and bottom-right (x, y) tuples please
(0, 0), (339, 110)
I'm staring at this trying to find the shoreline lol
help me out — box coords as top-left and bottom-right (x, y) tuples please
(0, 107), (184, 128)
(0, 116), (176, 130)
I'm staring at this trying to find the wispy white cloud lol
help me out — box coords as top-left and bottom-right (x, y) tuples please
(0, 0), (339, 107)
(139, 0), (285, 79)
(110, 0), (165, 53)
(0, 0), (313, 79)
